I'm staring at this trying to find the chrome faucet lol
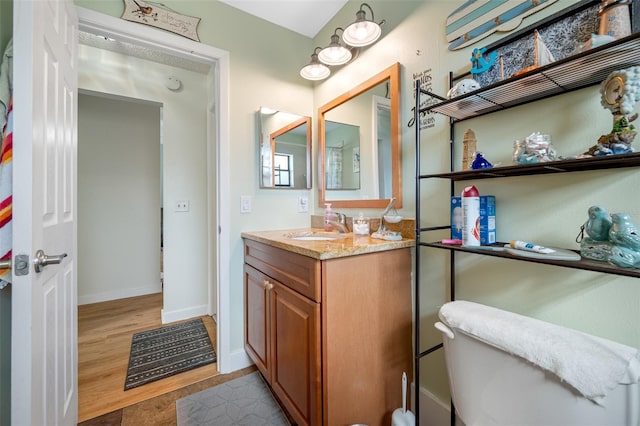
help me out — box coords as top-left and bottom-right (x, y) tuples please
(328, 212), (349, 233)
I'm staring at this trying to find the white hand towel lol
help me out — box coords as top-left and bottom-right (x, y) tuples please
(439, 300), (640, 405)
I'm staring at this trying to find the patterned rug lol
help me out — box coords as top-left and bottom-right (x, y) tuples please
(124, 318), (216, 390)
(176, 371), (290, 425)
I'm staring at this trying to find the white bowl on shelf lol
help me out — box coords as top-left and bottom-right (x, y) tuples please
(384, 215), (403, 223)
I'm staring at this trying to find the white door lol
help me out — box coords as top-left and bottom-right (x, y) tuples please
(12, 0), (78, 424)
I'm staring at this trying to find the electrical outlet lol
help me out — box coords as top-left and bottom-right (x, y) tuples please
(240, 195), (252, 213)
(175, 200), (189, 212)
(298, 196), (309, 213)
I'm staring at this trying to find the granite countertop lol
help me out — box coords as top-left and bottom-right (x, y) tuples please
(241, 228), (415, 260)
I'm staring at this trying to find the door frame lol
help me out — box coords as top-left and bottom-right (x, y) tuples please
(76, 7), (235, 373)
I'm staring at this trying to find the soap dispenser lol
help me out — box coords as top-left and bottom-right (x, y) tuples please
(324, 203), (333, 231)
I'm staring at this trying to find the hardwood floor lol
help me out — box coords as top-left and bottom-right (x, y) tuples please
(79, 365), (258, 425)
(78, 293), (220, 423)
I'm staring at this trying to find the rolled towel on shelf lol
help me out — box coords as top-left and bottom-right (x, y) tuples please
(439, 300), (640, 405)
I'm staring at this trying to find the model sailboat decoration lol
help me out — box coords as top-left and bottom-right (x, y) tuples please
(513, 29), (555, 77)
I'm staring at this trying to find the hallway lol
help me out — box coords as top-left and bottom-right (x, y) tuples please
(77, 293), (219, 422)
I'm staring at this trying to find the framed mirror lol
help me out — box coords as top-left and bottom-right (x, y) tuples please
(319, 62), (401, 208)
(258, 108), (311, 189)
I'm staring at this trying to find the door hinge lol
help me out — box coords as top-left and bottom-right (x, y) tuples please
(15, 254), (29, 276)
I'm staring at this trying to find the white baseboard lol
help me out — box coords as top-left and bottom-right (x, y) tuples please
(77, 285), (161, 305)
(161, 304), (209, 324)
(412, 382), (464, 426)
(218, 348), (253, 374)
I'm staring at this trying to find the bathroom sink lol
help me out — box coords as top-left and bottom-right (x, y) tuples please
(286, 231), (347, 241)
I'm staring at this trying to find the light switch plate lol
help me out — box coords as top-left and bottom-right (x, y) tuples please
(298, 196), (309, 213)
(240, 195), (252, 213)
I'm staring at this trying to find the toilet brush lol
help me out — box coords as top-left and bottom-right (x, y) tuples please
(391, 372), (415, 426)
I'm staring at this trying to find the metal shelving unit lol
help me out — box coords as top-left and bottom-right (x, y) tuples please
(413, 26), (640, 426)
(429, 33), (640, 122)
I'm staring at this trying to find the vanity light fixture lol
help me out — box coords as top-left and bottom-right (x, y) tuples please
(318, 28), (352, 66)
(342, 3), (384, 47)
(300, 47), (331, 80)
(300, 3), (384, 81)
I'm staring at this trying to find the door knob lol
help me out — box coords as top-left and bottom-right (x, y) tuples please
(33, 249), (67, 273)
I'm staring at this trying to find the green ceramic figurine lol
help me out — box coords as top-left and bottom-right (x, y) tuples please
(578, 206), (640, 268)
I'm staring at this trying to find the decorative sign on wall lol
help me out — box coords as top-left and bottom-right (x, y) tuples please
(121, 0), (201, 42)
(408, 68), (436, 131)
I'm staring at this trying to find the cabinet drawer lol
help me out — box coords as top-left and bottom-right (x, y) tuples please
(244, 239), (321, 302)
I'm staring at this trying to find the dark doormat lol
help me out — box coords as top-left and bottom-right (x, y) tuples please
(124, 318), (216, 390)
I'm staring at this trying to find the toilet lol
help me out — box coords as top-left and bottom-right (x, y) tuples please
(434, 300), (640, 426)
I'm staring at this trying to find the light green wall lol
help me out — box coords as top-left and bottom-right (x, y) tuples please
(74, 0), (640, 416)
(0, 1), (11, 424)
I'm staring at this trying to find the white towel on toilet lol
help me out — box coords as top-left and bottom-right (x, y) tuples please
(439, 300), (640, 405)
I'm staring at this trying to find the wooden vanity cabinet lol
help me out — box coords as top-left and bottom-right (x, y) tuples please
(244, 238), (412, 426)
(244, 239), (322, 426)
(244, 262), (321, 426)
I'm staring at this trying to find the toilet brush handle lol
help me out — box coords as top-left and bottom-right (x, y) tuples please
(401, 372), (407, 413)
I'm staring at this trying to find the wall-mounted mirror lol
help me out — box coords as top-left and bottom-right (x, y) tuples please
(258, 107), (311, 189)
(319, 62), (401, 208)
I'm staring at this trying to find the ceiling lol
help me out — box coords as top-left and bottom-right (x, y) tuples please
(219, 0), (348, 38)
(79, 1), (348, 73)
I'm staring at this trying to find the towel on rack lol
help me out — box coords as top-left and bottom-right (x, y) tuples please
(439, 300), (640, 405)
(0, 99), (12, 289)
(0, 39), (12, 133)
(0, 39), (13, 290)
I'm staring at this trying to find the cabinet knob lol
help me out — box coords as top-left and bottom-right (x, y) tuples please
(263, 280), (275, 290)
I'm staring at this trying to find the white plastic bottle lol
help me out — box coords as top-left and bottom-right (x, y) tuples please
(461, 185), (480, 246)
(324, 203), (333, 231)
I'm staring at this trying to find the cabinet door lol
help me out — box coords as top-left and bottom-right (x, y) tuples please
(244, 264), (271, 380)
(271, 281), (321, 426)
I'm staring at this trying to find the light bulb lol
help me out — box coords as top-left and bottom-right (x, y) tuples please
(300, 63), (330, 80)
(300, 50), (331, 80)
(343, 21), (381, 47)
(318, 45), (352, 66)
